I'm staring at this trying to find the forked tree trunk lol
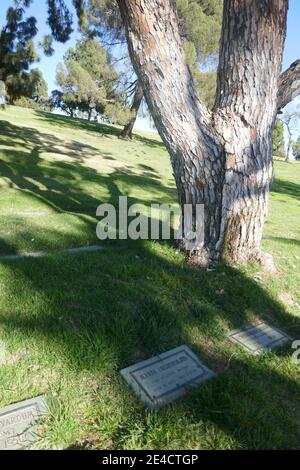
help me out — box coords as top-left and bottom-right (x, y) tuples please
(117, 0), (292, 266)
(121, 80), (144, 139)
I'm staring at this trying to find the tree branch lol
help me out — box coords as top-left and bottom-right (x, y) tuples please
(116, 0), (212, 147)
(277, 60), (300, 112)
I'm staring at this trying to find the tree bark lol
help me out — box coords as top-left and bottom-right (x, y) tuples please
(277, 60), (300, 111)
(212, 0), (288, 264)
(120, 80), (144, 139)
(117, 0), (292, 266)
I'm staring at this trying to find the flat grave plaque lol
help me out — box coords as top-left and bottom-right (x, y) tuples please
(120, 345), (215, 409)
(0, 396), (48, 450)
(228, 322), (292, 355)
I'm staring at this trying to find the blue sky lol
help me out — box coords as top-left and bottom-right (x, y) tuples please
(0, 0), (299, 131)
(282, 0), (300, 69)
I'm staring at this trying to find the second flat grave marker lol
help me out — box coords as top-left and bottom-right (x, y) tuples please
(228, 322), (292, 355)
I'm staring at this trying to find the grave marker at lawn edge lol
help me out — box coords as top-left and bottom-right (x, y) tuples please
(0, 396), (48, 450)
(228, 322), (292, 355)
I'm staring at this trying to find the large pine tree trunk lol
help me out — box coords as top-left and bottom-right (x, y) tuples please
(211, 0), (288, 264)
(121, 80), (144, 139)
(117, 0), (289, 266)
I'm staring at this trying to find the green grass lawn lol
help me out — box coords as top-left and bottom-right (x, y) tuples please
(0, 106), (299, 450)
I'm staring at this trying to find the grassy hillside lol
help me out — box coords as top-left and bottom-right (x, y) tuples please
(0, 106), (299, 450)
(0, 107), (173, 255)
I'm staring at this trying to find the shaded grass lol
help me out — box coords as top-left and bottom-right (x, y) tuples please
(0, 107), (299, 450)
(0, 245), (299, 450)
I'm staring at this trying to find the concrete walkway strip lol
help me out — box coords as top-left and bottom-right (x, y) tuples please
(0, 245), (105, 261)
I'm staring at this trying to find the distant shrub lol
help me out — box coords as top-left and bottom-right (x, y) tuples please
(104, 103), (134, 126)
(272, 119), (285, 159)
(13, 96), (51, 112)
(14, 97), (39, 110)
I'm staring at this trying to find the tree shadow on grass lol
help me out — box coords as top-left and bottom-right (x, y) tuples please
(0, 115), (299, 449)
(0, 243), (299, 449)
(35, 111), (165, 150)
(0, 120), (176, 255)
(264, 236), (300, 247)
(272, 178), (300, 202)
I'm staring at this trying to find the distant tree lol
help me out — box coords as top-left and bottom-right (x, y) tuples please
(31, 69), (49, 109)
(86, 0), (138, 136)
(272, 119), (285, 159)
(86, 0), (223, 139)
(54, 38), (131, 122)
(31, 69), (48, 101)
(292, 136), (300, 159)
(64, 38), (118, 98)
(51, 89), (76, 117)
(120, 80), (144, 138)
(55, 60), (104, 119)
(14, 69), (49, 110)
(281, 110), (300, 162)
(103, 101), (132, 126)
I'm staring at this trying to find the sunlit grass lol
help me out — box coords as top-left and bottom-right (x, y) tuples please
(0, 106), (299, 450)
